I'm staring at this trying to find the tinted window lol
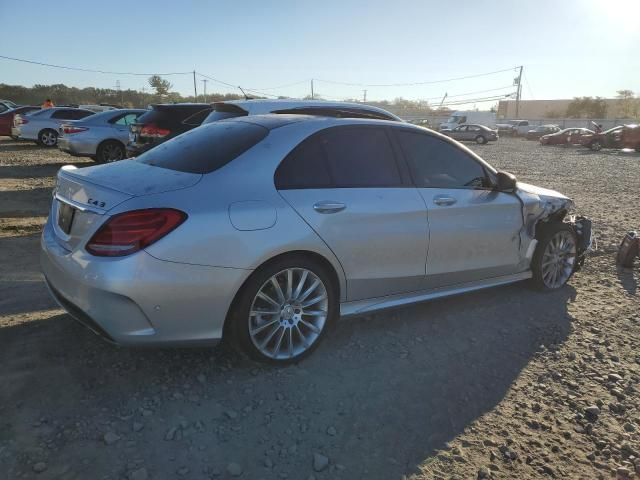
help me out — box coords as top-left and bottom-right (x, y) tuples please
(51, 109), (74, 119)
(72, 110), (94, 120)
(321, 127), (401, 187)
(114, 113), (141, 126)
(275, 137), (331, 189)
(396, 130), (490, 189)
(137, 121), (268, 174)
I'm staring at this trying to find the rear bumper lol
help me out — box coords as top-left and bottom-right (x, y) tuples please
(40, 217), (250, 346)
(58, 136), (97, 156)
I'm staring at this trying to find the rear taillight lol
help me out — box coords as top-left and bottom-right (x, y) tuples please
(139, 124), (171, 138)
(86, 208), (187, 257)
(63, 125), (89, 134)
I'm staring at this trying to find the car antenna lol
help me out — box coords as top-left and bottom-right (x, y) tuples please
(237, 86), (253, 100)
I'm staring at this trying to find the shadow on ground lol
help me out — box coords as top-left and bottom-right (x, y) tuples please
(0, 273), (576, 478)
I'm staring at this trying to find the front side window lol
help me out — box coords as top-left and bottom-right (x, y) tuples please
(396, 130), (491, 189)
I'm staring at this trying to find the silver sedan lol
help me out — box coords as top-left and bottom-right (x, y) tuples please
(12, 107), (95, 147)
(41, 115), (591, 364)
(57, 109), (146, 163)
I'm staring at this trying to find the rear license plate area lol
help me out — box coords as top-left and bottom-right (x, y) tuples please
(57, 201), (76, 234)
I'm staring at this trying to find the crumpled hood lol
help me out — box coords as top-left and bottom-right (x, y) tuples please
(516, 182), (570, 202)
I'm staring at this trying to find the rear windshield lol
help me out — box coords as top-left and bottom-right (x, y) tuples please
(136, 105), (208, 128)
(202, 103), (249, 125)
(137, 121), (268, 174)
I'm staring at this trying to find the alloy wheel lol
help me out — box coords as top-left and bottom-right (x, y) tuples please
(541, 231), (576, 289)
(41, 131), (57, 146)
(248, 268), (328, 360)
(101, 143), (124, 162)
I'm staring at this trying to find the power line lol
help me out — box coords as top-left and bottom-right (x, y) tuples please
(420, 85), (516, 101)
(314, 67), (518, 88)
(0, 54), (192, 76)
(523, 72), (535, 100)
(247, 79), (310, 91)
(438, 93), (515, 107)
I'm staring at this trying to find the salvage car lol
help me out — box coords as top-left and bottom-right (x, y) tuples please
(441, 124), (498, 144)
(540, 127), (594, 146)
(526, 124), (561, 140)
(0, 105), (40, 138)
(12, 107), (95, 147)
(41, 115), (591, 364)
(58, 109), (146, 163)
(579, 126), (623, 151)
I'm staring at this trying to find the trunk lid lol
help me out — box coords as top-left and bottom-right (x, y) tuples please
(52, 161), (201, 251)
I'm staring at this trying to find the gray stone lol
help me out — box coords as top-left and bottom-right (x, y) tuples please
(225, 410), (238, 420)
(129, 467), (148, 480)
(227, 462), (243, 477)
(197, 374), (206, 384)
(313, 453), (329, 472)
(33, 462), (47, 473)
(608, 373), (623, 382)
(103, 432), (121, 445)
(132, 422), (144, 432)
(585, 405), (600, 417)
(176, 466), (190, 476)
(326, 426), (337, 436)
(264, 457), (273, 468)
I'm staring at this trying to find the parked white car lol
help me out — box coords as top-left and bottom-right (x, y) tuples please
(12, 107), (95, 147)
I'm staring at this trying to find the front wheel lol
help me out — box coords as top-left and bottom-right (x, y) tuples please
(531, 223), (577, 291)
(38, 129), (58, 147)
(230, 255), (338, 364)
(590, 141), (602, 151)
(475, 135), (487, 145)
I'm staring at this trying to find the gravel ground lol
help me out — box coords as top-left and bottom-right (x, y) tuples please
(0, 137), (638, 480)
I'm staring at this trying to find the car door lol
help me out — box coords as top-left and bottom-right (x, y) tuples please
(112, 112), (142, 143)
(276, 125), (429, 301)
(393, 128), (523, 288)
(454, 125), (468, 140)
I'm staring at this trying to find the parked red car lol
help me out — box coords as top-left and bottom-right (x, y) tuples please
(0, 106), (40, 138)
(579, 126), (623, 151)
(540, 127), (594, 145)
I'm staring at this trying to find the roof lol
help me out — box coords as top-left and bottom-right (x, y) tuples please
(215, 99), (402, 121)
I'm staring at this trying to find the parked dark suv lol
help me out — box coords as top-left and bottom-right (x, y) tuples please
(126, 103), (209, 157)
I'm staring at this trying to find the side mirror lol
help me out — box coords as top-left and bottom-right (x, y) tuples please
(496, 170), (517, 192)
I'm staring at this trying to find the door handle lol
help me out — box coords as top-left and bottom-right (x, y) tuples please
(313, 201), (346, 214)
(433, 195), (457, 206)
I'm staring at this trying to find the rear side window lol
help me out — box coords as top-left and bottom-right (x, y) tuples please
(137, 121), (268, 174)
(275, 138), (332, 189)
(396, 130), (491, 189)
(51, 109), (75, 119)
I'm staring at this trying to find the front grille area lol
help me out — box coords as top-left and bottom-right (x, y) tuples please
(46, 280), (115, 343)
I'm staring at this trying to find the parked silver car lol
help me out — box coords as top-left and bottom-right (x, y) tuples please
(12, 107), (95, 147)
(58, 109), (146, 163)
(443, 124), (498, 144)
(41, 115), (591, 364)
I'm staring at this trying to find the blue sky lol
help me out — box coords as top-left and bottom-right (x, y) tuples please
(1, 0), (638, 107)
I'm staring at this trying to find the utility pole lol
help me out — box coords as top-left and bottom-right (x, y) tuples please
(363, 89), (367, 103)
(201, 79), (208, 103)
(193, 71), (198, 102)
(310, 79), (314, 99)
(515, 65), (523, 118)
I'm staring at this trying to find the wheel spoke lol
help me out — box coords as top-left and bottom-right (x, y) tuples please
(300, 318), (321, 334)
(288, 328), (293, 358)
(250, 318), (280, 336)
(286, 269), (293, 300)
(298, 279), (320, 303)
(259, 323), (282, 349)
(257, 291), (281, 309)
(301, 293), (327, 308)
(295, 325), (309, 348)
(302, 310), (327, 317)
(293, 270), (308, 300)
(270, 277), (286, 304)
(272, 327), (286, 356)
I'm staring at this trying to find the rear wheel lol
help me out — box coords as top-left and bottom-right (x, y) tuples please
(475, 135), (487, 145)
(38, 129), (58, 147)
(590, 141), (602, 151)
(96, 140), (125, 163)
(531, 223), (577, 291)
(230, 255), (338, 364)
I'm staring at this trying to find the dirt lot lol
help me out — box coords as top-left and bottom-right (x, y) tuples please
(0, 137), (638, 480)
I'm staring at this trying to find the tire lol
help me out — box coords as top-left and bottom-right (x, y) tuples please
(530, 223), (577, 292)
(10, 135), (19, 140)
(475, 135), (487, 145)
(38, 129), (58, 147)
(96, 140), (125, 163)
(229, 254), (338, 364)
(590, 141), (602, 151)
